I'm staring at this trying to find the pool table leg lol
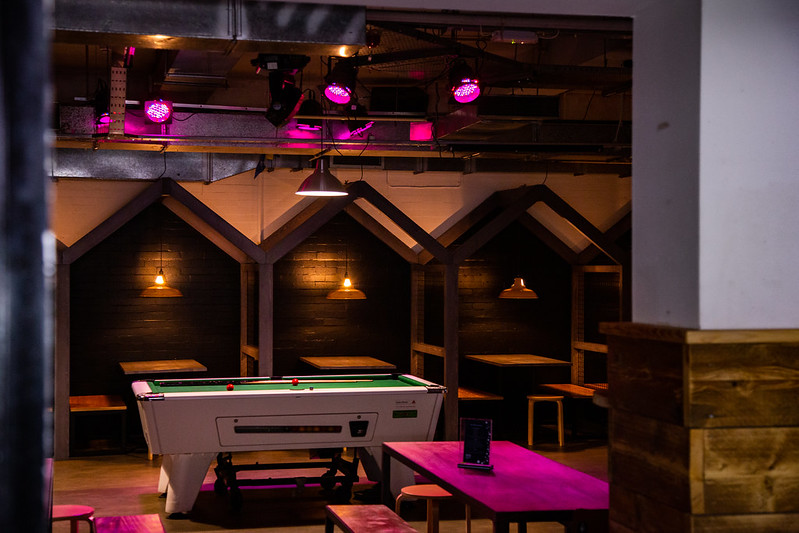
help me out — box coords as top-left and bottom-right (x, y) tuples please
(161, 452), (216, 515)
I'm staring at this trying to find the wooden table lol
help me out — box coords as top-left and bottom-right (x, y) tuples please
(299, 356), (396, 372)
(118, 359), (207, 375)
(464, 354), (570, 367)
(382, 441), (608, 533)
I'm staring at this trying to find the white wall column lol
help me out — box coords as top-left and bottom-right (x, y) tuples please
(632, 0), (799, 329)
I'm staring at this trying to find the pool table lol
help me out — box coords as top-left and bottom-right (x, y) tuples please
(132, 374), (445, 515)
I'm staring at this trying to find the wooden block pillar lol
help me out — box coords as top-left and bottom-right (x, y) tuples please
(601, 323), (799, 532)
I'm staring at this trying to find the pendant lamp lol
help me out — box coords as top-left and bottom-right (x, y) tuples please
(498, 277), (537, 299)
(296, 116), (347, 196)
(326, 275), (366, 300)
(327, 248), (366, 300)
(296, 157), (347, 196)
(140, 236), (182, 297)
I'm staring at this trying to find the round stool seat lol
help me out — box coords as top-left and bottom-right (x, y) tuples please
(396, 484), (470, 533)
(52, 504), (96, 533)
(400, 484), (453, 499)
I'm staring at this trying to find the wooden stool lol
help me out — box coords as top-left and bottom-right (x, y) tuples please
(52, 504), (96, 533)
(396, 484), (471, 533)
(527, 395), (565, 447)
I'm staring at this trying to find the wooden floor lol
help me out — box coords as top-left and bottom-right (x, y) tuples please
(52, 440), (608, 533)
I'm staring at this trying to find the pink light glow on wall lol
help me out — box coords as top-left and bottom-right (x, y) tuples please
(409, 121), (433, 141)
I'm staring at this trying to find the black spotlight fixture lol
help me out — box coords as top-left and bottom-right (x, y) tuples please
(266, 71), (304, 128)
(324, 60), (358, 105)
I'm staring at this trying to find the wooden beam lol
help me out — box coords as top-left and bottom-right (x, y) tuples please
(517, 212), (579, 264)
(353, 181), (450, 264)
(60, 180), (165, 264)
(574, 341), (609, 353)
(443, 263), (459, 440)
(162, 197), (251, 263)
(162, 179), (265, 263)
(418, 190), (504, 265)
(577, 210), (631, 264)
(411, 342), (446, 357)
(264, 194), (355, 264)
(259, 262), (273, 376)
(410, 266), (424, 377)
(344, 204), (417, 263)
(260, 197), (334, 252)
(452, 185), (543, 264)
(540, 187), (629, 265)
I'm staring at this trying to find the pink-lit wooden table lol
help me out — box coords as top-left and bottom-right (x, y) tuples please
(382, 441), (608, 533)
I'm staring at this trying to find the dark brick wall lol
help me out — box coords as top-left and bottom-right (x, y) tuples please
(69, 204), (240, 397)
(273, 212), (411, 376)
(423, 222), (573, 389)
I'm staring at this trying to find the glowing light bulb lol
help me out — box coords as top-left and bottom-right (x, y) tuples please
(343, 277), (353, 288)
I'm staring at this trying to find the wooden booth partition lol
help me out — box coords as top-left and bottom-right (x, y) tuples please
(601, 323), (799, 532)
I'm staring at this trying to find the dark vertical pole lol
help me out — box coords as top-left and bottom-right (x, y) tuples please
(260, 262), (273, 376)
(443, 262), (459, 440)
(0, 1), (52, 532)
(409, 264), (424, 377)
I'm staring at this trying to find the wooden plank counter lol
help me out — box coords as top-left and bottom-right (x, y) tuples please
(300, 356), (396, 372)
(118, 359), (207, 375)
(465, 353), (571, 367)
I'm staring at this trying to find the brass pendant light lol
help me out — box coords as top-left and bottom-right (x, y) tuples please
(140, 232), (182, 298)
(327, 248), (365, 300)
(498, 277), (538, 299)
(326, 275), (366, 300)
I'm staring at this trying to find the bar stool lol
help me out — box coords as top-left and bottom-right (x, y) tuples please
(395, 484), (471, 533)
(527, 394), (565, 447)
(52, 504), (96, 533)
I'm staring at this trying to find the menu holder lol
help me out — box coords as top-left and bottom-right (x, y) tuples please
(458, 418), (494, 471)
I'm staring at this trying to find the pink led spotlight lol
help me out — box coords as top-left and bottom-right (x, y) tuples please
(324, 84), (352, 105)
(449, 61), (481, 104)
(144, 99), (173, 124)
(452, 78), (480, 103)
(324, 61), (357, 105)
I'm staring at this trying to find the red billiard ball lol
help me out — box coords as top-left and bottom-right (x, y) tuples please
(291, 378), (299, 386)
(226, 383), (234, 391)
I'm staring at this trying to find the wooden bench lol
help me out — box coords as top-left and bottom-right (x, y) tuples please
(95, 514), (165, 533)
(458, 386), (503, 401)
(69, 395), (127, 455)
(325, 504), (417, 533)
(539, 383), (596, 398)
(537, 383), (609, 443)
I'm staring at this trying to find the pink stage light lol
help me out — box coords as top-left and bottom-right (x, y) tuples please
(324, 84), (352, 105)
(144, 99), (173, 123)
(452, 78), (480, 103)
(323, 61), (357, 105)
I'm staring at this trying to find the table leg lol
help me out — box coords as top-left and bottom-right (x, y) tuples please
(381, 449), (392, 507)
